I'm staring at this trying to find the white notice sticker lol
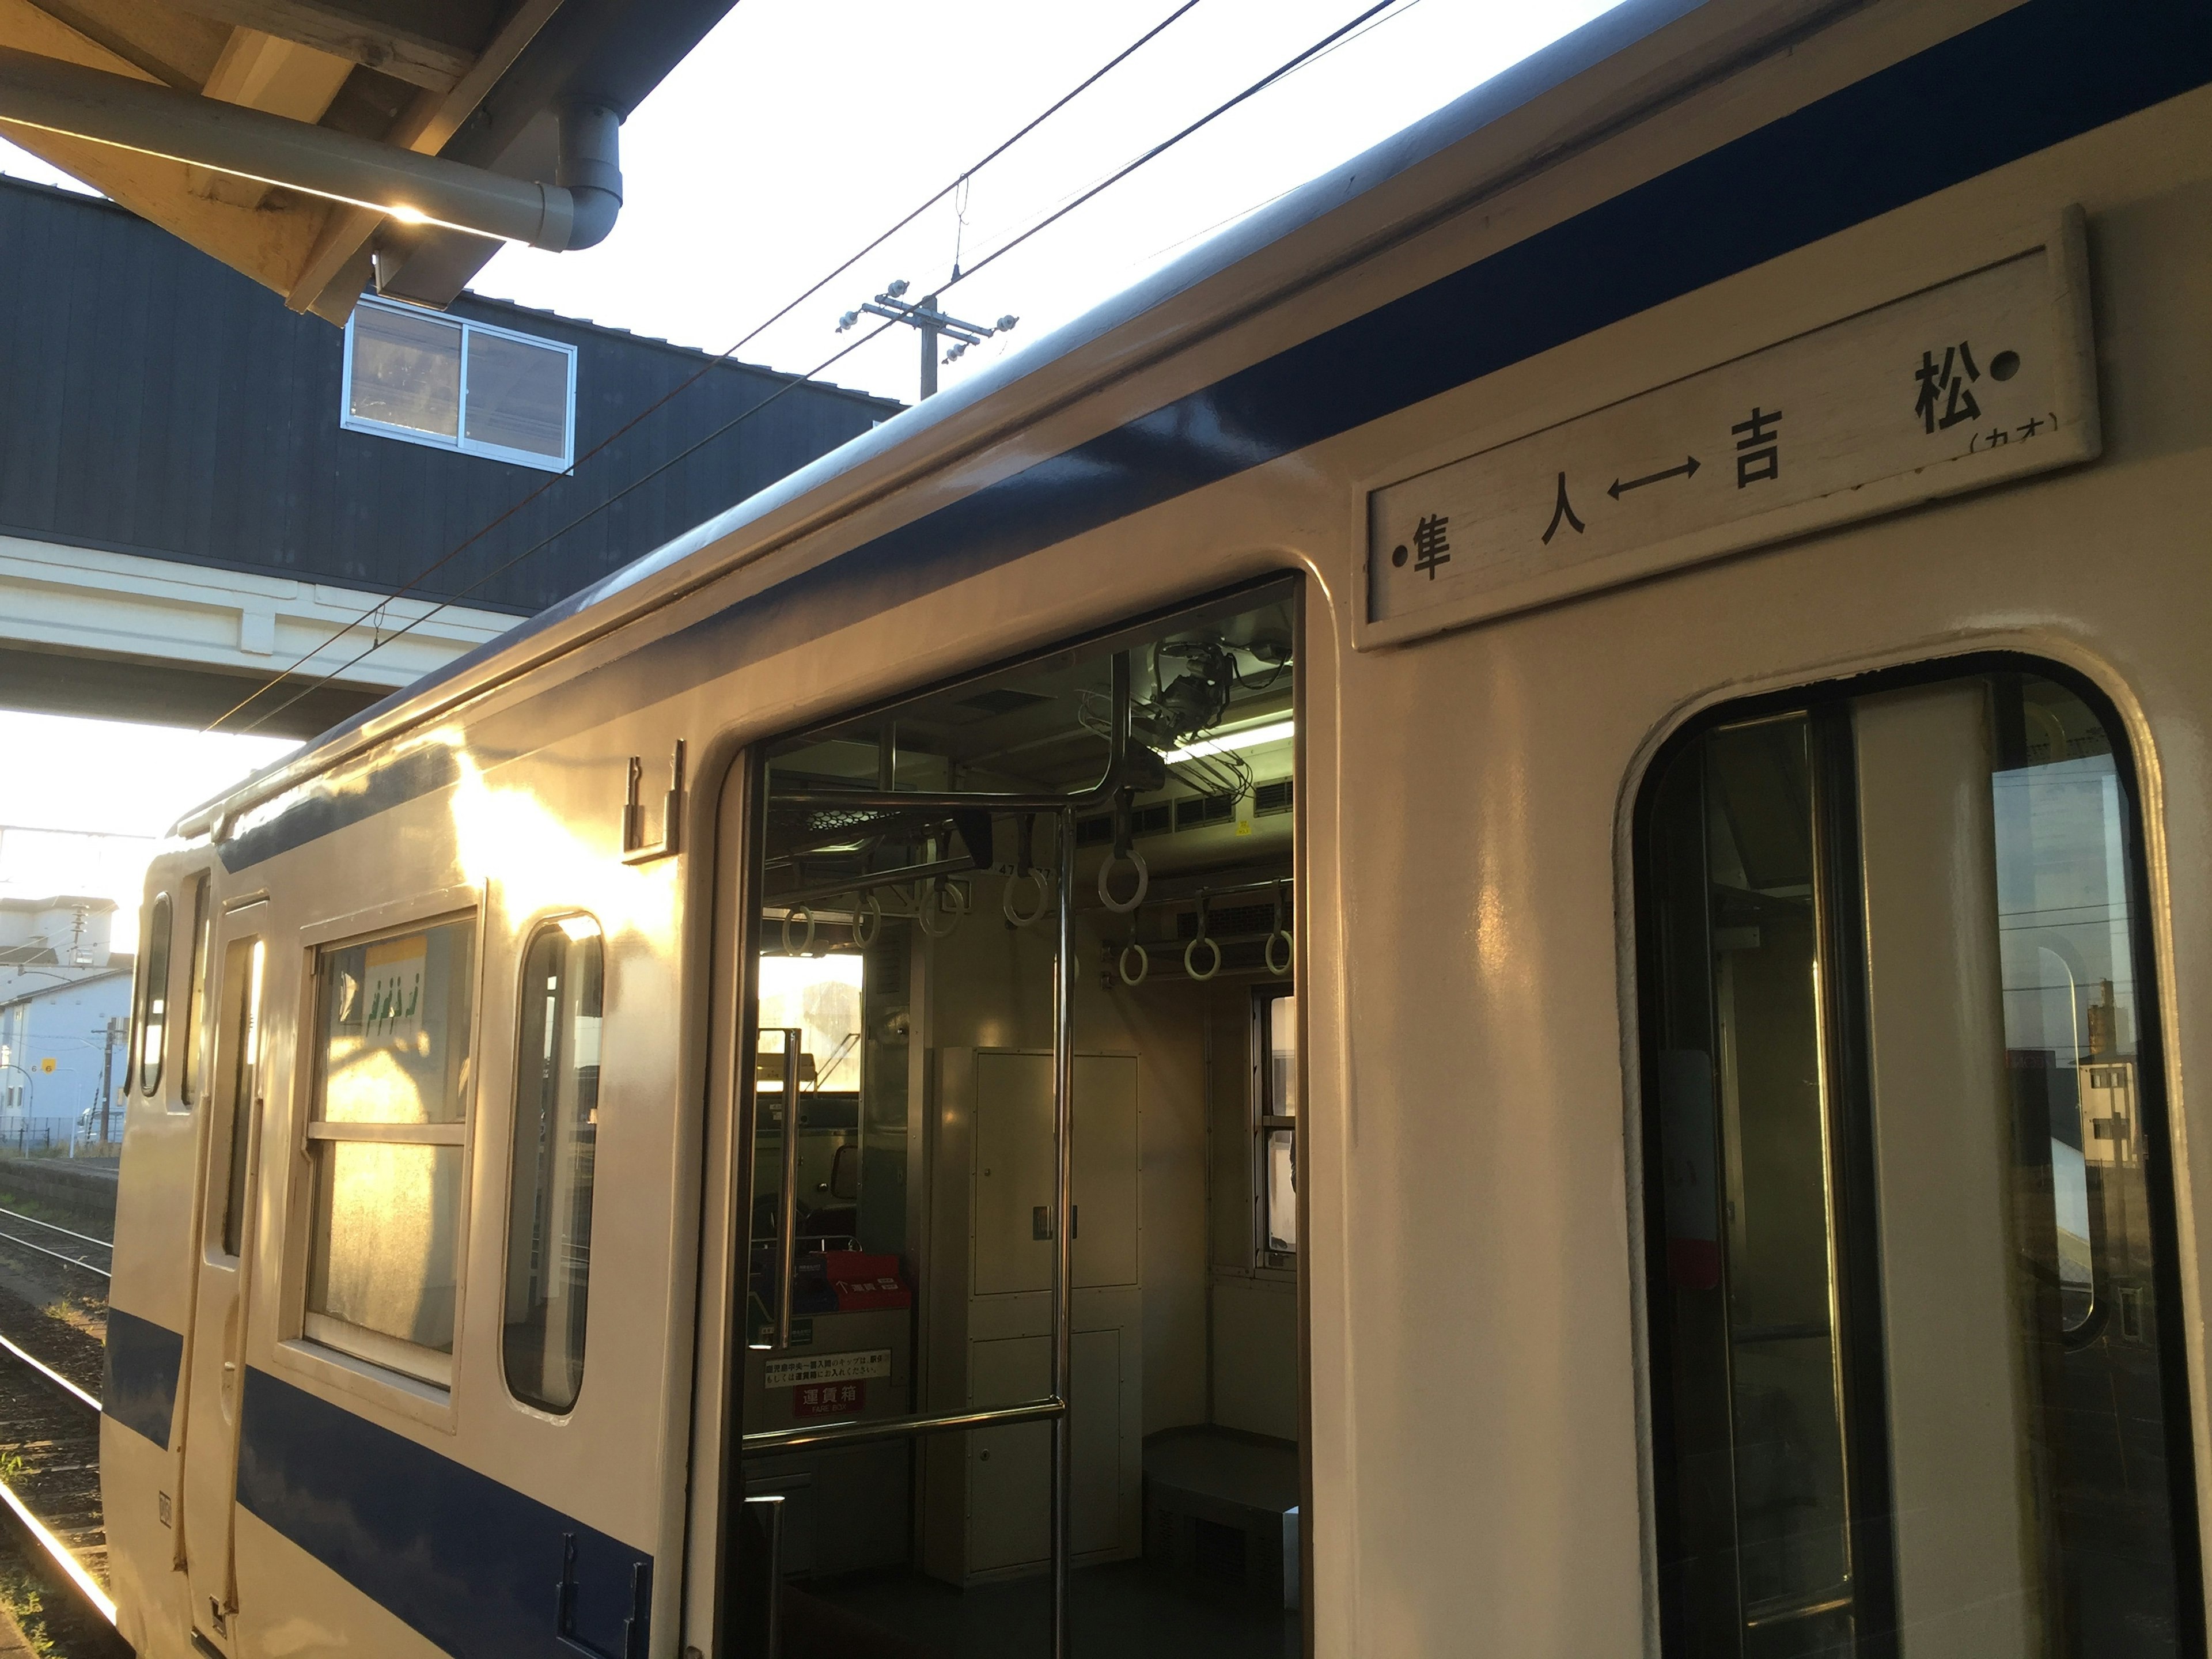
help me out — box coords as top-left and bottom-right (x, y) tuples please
(1361, 224), (2096, 645)
(762, 1347), (893, 1389)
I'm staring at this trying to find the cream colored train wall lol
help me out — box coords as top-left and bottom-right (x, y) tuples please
(615, 22), (2212, 1652)
(110, 711), (710, 1657)
(104, 2), (2212, 1654)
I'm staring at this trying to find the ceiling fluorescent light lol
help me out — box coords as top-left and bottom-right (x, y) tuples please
(1161, 717), (1295, 766)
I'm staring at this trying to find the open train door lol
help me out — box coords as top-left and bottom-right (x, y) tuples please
(682, 583), (1306, 1657)
(172, 903), (268, 1653)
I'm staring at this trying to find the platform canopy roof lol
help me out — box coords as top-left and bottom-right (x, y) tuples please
(0, 0), (732, 321)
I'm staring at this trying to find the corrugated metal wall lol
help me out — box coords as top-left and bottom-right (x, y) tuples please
(0, 176), (900, 615)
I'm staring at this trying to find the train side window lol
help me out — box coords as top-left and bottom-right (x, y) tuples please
(179, 874), (212, 1108)
(1638, 669), (2198, 1656)
(302, 915), (476, 1386)
(502, 917), (604, 1414)
(1258, 990), (1297, 1259)
(136, 891), (172, 1094)
(217, 937), (266, 1258)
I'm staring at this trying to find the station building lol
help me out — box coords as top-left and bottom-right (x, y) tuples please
(0, 894), (129, 1138)
(0, 175), (900, 737)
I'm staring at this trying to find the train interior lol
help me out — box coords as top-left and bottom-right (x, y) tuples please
(733, 584), (1302, 1657)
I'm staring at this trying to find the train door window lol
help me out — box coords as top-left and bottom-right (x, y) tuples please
(1259, 990), (1297, 1259)
(728, 581), (1299, 1658)
(1638, 668), (2198, 1657)
(302, 915), (476, 1384)
(216, 936), (266, 1258)
(503, 916), (604, 1414)
(136, 890), (172, 1094)
(179, 873), (212, 1107)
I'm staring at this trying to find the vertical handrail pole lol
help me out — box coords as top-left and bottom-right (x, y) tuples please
(774, 1028), (803, 1350)
(745, 1493), (787, 1658)
(1052, 809), (1077, 1657)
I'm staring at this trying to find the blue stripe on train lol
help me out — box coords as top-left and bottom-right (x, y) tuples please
(218, 0), (2212, 874)
(216, 742), (459, 873)
(103, 1305), (182, 1448)
(235, 1365), (650, 1659)
(103, 1319), (649, 1657)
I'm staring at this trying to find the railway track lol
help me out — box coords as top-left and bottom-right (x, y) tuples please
(0, 1202), (123, 1649)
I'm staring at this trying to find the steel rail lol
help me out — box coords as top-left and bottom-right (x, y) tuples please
(0, 1329), (99, 1413)
(0, 1469), (114, 1623)
(0, 1205), (112, 1252)
(0, 1229), (111, 1279)
(0, 1325), (115, 1626)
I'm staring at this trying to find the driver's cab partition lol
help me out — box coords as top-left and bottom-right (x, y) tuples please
(724, 582), (1304, 1657)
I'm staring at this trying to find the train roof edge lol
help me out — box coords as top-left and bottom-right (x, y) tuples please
(173, 0), (1831, 840)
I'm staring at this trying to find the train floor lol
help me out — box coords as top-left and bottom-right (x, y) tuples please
(789, 1558), (1298, 1659)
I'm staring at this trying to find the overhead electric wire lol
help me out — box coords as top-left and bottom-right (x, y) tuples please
(914, 0), (1399, 297)
(225, 316), (899, 734)
(221, 0), (1401, 737)
(202, 1), (1208, 736)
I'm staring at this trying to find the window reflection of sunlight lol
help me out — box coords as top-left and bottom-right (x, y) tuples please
(759, 953), (863, 1091)
(323, 1047), (433, 1124)
(2051, 1141), (2091, 1250)
(316, 1140), (457, 1350)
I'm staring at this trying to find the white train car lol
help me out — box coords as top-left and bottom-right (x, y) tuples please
(100, 0), (2212, 1653)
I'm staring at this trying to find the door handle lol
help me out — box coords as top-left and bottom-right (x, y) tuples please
(219, 1296), (243, 1420)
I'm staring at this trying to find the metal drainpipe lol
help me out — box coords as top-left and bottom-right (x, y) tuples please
(0, 46), (622, 252)
(555, 103), (622, 250)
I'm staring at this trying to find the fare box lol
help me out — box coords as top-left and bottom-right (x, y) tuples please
(764, 1344), (892, 1424)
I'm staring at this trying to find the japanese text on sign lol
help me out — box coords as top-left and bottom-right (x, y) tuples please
(762, 1347), (892, 1389)
(1364, 232), (2094, 644)
(794, 1380), (866, 1418)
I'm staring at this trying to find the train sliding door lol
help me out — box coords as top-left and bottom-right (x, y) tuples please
(174, 903), (268, 1654)
(706, 582), (1304, 1657)
(1639, 665), (2199, 1657)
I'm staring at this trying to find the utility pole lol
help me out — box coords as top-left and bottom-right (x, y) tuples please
(919, 293), (940, 401)
(98, 1015), (123, 1146)
(839, 279), (1018, 401)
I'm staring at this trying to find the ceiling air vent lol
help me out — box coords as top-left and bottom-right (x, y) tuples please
(1175, 794), (1236, 832)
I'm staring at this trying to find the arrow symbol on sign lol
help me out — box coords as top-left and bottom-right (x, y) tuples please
(1608, 455), (1700, 499)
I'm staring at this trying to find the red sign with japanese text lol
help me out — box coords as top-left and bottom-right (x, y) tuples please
(793, 1380), (865, 1419)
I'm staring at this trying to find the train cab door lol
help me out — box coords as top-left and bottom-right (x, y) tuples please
(174, 903), (268, 1652)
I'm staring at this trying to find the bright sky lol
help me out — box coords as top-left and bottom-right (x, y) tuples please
(0, 714), (296, 950)
(0, 0), (1623, 403)
(0, 0), (1620, 906)
(475, 0), (1625, 402)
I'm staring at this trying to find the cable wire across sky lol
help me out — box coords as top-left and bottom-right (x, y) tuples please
(210, 0), (1402, 738)
(203, 1), (1210, 736)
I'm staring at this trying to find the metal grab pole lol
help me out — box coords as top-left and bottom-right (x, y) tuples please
(745, 1493), (786, 1659)
(774, 1028), (804, 1350)
(1052, 810), (1076, 1658)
